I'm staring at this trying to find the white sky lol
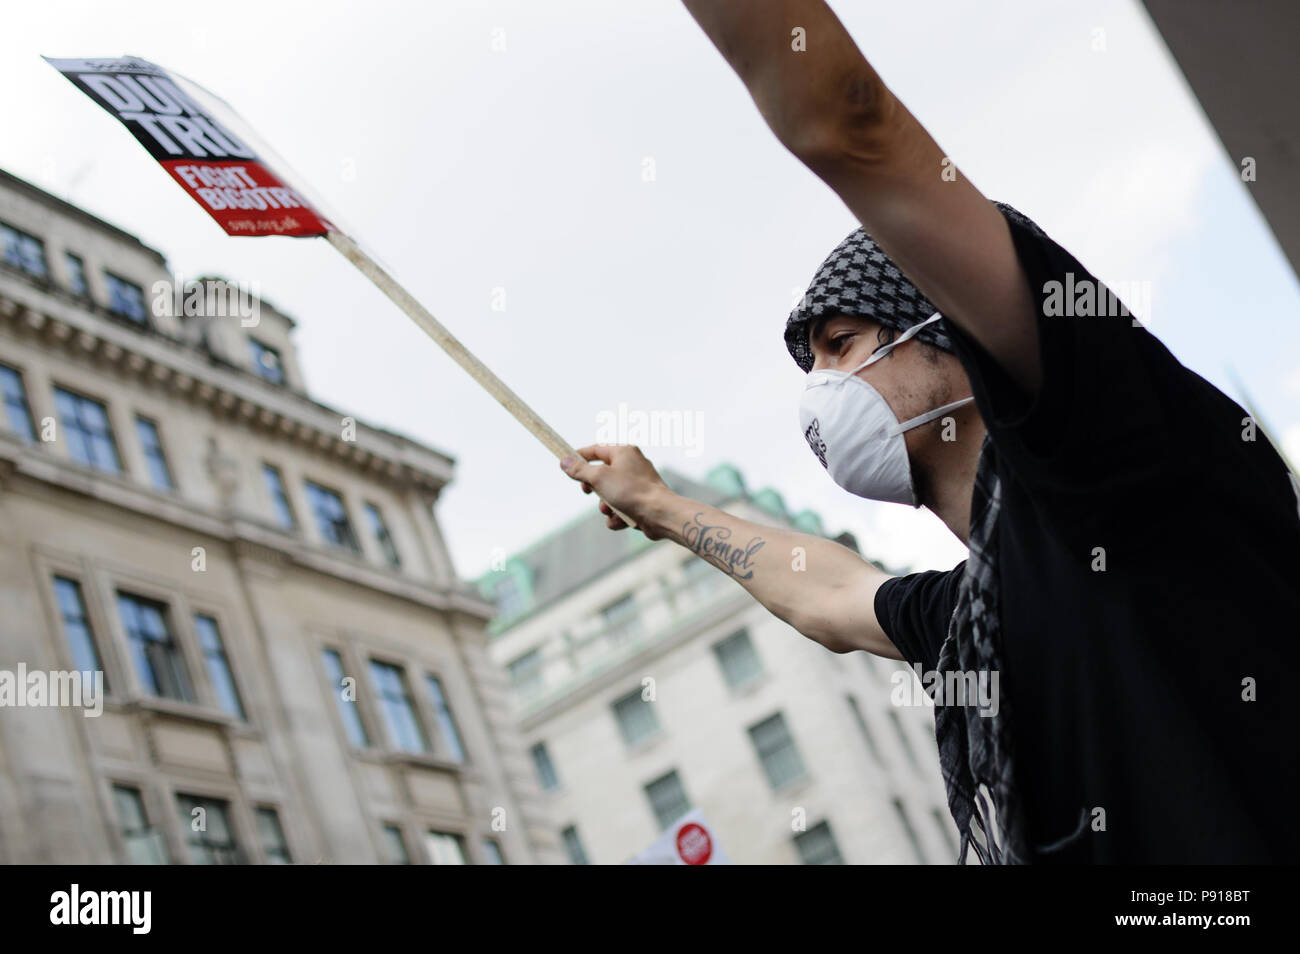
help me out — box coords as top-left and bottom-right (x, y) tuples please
(6, 0), (1298, 581)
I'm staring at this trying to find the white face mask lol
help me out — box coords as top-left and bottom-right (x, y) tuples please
(798, 313), (974, 506)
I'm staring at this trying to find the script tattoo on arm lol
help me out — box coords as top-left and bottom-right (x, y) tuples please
(681, 513), (766, 580)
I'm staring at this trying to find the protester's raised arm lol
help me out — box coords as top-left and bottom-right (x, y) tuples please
(681, 0), (1044, 395)
(561, 445), (902, 659)
(680, 0), (894, 164)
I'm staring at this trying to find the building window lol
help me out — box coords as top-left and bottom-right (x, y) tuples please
(104, 272), (147, 324)
(134, 416), (174, 490)
(885, 708), (920, 768)
(321, 648), (369, 747)
(713, 628), (762, 688)
(262, 464), (296, 530)
(600, 594), (642, 646)
(0, 222), (48, 279)
(0, 363), (36, 442)
(932, 807), (959, 861)
(303, 480), (360, 553)
(507, 648), (543, 697)
(794, 820), (844, 865)
(117, 592), (193, 702)
(112, 785), (168, 864)
(423, 674), (465, 762)
(255, 807), (291, 864)
(64, 252), (88, 296)
(613, 687), (660, 746)
(481, 839), (506, 865)
(891, 797), (927, 863)
(644, 770), (691, 830)
(176, 794), (240, 864)
(748, 712), (807, 790)
(681, 556), (720, 596)
(494, 576), (525, 617)
(54, 387), (121, 473)
(845, 695), (886, 767)
(363, 502), (401, 568)
(248, 338), (285, 385)
(560, 825), (589, 865)
(53, 576), (108, 689)
(369, 660), (428, 753)
(425, 830), (468, 865)
(194, 614), (244, 719)
(381, 824), (410, 864)
(530, 742), (559, 791)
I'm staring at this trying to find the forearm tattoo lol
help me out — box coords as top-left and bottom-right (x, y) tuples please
(681, 513), (765, 580)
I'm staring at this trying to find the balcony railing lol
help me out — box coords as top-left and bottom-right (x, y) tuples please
(511, 567), (750, 716)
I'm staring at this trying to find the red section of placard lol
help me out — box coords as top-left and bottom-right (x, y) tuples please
(675, 822), (713, 864)
(161, 159), (331, 237)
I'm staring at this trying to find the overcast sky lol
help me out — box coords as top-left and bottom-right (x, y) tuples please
(7, 0), (1298, 581)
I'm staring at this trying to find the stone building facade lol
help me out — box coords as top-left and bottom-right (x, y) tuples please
(481, 466), (959, 865)
(0, 168), (560, 864)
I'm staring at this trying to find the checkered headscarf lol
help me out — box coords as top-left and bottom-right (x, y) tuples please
(785, 222), (969, 371)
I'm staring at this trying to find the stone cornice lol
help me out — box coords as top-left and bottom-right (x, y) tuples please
(515, 585), (758, 729)
(0, 282), (454, 496)
(0, 169), (169, 265)
(0, 432), (494, 623)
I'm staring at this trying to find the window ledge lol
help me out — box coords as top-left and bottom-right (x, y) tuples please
(623, 728), (667, 758)
(376, 748), (469, 775)
(728, 670), (770, 698)
(772, 773), (813, 799)
(113, 694), (245, 730)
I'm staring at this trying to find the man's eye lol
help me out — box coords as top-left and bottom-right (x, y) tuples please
(831, 334), (855, 351)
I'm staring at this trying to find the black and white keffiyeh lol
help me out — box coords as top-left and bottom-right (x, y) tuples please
(785, 228), (956, 372)
(935, 435), (1029, 864)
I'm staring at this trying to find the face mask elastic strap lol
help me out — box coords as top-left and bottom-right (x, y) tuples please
(840, 311), (945, 380)
(890, 395), (975, 435)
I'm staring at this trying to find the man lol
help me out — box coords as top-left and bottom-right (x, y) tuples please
(560, 0), (1300, 863)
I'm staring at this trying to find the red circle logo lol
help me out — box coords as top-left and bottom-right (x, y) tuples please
(676, 823), (712, 865)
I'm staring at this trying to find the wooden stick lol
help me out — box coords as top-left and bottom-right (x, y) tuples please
(325, 229), (638, 530)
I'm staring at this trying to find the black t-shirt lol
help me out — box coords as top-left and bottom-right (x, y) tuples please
(874, 205), (1300, 863)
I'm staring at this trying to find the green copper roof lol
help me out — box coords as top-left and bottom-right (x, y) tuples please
(750, 487), (788, 519)
(475, 464), (847, 635)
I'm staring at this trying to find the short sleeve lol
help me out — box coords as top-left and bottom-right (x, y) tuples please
(944, 203), (1193, 490)
(873, 563), (966, 673)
